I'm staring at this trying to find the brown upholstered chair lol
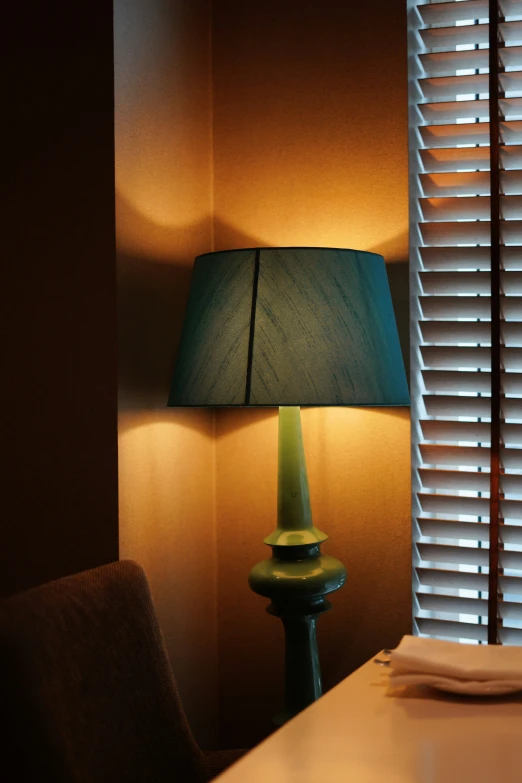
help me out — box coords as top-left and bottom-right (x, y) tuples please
(0, 560), (244, 782)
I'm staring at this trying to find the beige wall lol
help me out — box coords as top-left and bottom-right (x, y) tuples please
(114, 0), (217, 748)
(114, 0), (410, 751)
(212, 0), (411, 748)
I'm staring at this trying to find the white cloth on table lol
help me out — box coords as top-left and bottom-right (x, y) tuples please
(389, 635), (522, 691)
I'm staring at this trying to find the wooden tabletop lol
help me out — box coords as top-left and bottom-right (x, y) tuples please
(216, 652), (522, 782)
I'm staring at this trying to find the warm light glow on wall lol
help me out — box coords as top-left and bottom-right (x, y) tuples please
(301, 406), (410, 525)
(115, 192), (213, 263)
(119, 410), (214, 530)
(213, 166), (408, 261)
(212, 3), (409, 264)
(115, 0), (212, 261)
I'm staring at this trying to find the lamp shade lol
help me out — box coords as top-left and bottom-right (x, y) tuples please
(168, 247), (409, 407)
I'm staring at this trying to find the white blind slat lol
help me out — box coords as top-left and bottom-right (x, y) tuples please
(420, 71), (522, 103)
(420, 98), (522, 125)
(420, 46), (522, 78)
(419, 1), (522, 25)
(421, 147), (522, 175)
(420, 220), (522, 246)
(419, 492), (522, 518)
(417, 567), (522, 595)
(420, 23), (489, 50)
(421, 246), (522, 270)
(420, 295), (522, 319)
(420, 270), (522, 294)
(421, 420), (522, 444)
(420, 170), (522, 197)
(421, 370), (522, 394)
(423, 394), (522, 418)
(420, 195), (522, 221)
(418, 542), (522, 571)
(417, 617), (487, 642)
(417, 593), (522, 621)
(420, 120), (522, 148)
(418, 517), (522, 544)
(419, 445), (522, 470)
(419, 468), (522, 496)
(420, 320), (522, 344)
(419, 0), (488, 26)
(421, 346), (522, 370)
(421, 21), (522, 51)
(416, 618), (522, 644)
(416, 617), (522, 645)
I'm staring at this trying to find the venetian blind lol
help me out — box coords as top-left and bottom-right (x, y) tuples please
(409, 0), (522, 644)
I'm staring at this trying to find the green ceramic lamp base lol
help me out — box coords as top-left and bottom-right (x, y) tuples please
(248, 407), (347, 723)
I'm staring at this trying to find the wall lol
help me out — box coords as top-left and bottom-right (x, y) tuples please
(4, 0), (410, 753)
(114, 0), (217, 748)
(3, 2), (118, 598)
(212, 0), (411, 747)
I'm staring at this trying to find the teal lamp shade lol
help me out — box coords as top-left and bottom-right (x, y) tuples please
(168, 247), (409, 407)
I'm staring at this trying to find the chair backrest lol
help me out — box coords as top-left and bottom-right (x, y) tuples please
(0, 560), (206, 783)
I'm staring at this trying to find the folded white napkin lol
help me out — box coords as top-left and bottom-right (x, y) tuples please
(390, 635), (522, 682)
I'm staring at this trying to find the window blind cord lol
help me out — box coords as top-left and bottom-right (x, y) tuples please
(488, 0), (502, 645)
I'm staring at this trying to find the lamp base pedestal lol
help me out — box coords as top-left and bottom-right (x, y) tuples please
(248, 406), (346, 723)
(249, 543), (346, 724)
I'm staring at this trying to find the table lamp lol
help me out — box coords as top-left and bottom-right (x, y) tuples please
(168, 247), (409, 722)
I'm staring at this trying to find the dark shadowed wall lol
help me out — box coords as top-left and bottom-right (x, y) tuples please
(3, 2), (118, 598)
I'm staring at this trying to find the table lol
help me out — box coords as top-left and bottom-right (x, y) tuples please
(216, 653), (522, 782)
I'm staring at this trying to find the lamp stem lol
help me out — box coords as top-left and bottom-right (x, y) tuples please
(249, 406), (346, 724)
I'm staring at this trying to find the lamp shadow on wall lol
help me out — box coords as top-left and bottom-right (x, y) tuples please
(117, 192), (198, 414)
(117, 202), (270, 432)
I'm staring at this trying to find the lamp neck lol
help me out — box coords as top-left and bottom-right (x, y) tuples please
(263, 406), (327, 546)
(277, 406), (313, 532)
